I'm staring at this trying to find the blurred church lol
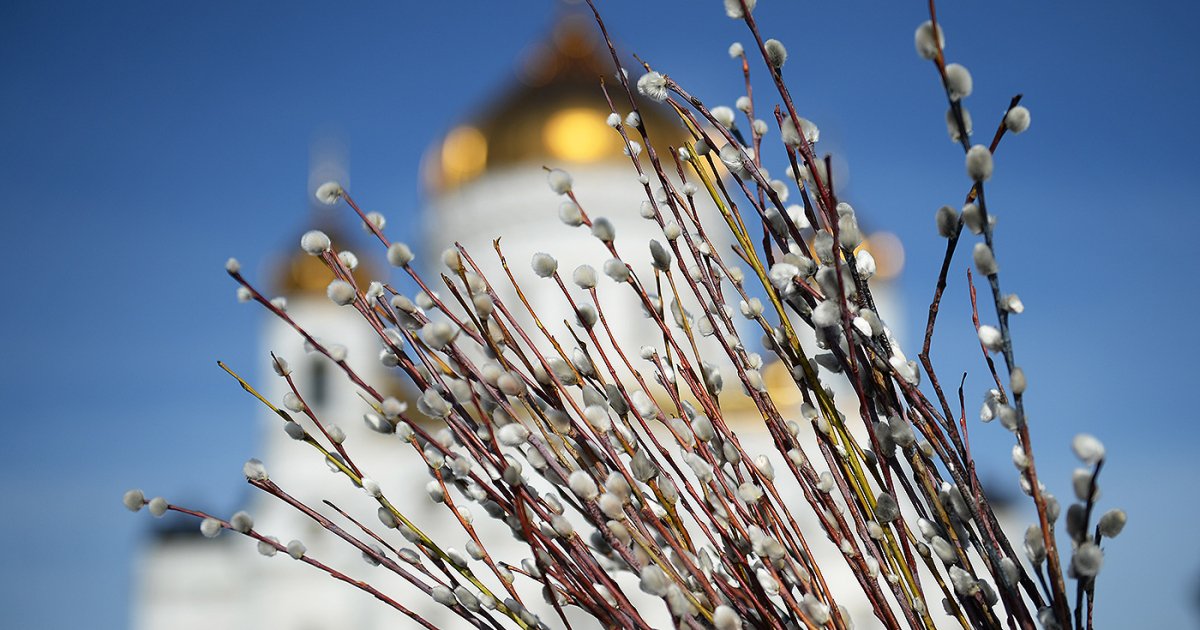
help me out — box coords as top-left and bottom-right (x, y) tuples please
(132, 11), (921, 630)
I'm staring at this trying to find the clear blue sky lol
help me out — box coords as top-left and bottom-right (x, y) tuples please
(2, 1), (1197, 628)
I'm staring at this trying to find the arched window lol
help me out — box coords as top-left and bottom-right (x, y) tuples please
(306, 359), (329, 409)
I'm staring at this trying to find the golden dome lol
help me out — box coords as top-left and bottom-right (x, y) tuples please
(424, 13), (687, 193)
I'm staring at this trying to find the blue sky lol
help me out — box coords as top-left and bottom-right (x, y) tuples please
(2, 1), (1198, 628)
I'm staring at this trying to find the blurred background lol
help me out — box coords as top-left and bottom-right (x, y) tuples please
(2, 0), (1198, 627)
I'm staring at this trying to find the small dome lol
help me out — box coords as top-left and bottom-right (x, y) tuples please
(274, 214), (376, 297)
(424, 13), (687, 193)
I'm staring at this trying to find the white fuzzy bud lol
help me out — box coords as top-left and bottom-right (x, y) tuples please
(637, 71), (668, 102)
(737, 482), (764, 503)
(497, 423), (530, 447)
(764, 38), (787, 68)
(1012, 444), (1029, 470)
(568, 470), (599, 501)
(243, 458), (268, 481)
(381, 397), (406, 419)
(576, 304), (597, 328)
(283, 421), (305, 440)
(230, 511), (254, 533)
(801, 594), (831, 625)
(363, 412), (394, 434)
(812, 300), (840, 328)
(813, 230), (835, 264)
(875, 492), (900, 523)
(268, 357), (291, 379)
(1005, 106), (1031, 134)
(558, 200), (583, 226)
(769, 262), (799, 291)
(472, 293), (494, 318)
(530, 252), (558, 278)
(362, 211), (386, 233)
(962, 202), (985, 234)
(936, 205), (959, 237)
(603, 258), (629, 283)
(973, 243), (998, 275)
(426, 480), (445, 503)
(1010, 366), (1027, 395)
(421, 321), (456, 349)
(966, 144), (993, 182)
(691, 414), (715, 442)
(931, 536), (958, 565)
(584, 405), (611, 433)
(300, 230), (331, 255)
(282, 392), (305, 412)
(376, 507), (398, 529)
(1072, 433), (1106, 465)
(949, 565), (979, 596)
(719, 143), (748, 178)
(714, 605), (743, 630)
(664, 222), (684, 244)
(978, 325), (1003, 351)
(757, 567), (779, 594)
(685, 452), (714, 483)
(573, 264), (597, 289)
(496, 371), (525, 396)
(781, 116), (819, 146)
(740, 297), (764, 318)
(856, 249), (877, 279)
(591, 217), (615, 242)
(947, 106), (973, 142)
(200, 517), (223, 538)
(724, 0), (756, 18)
(817, 471), (835, 493)
(1073, 542), (1103, 577)
(753, 451), (772, 477)
(1098, 509), (1127, 538)
(944, 63), (973, 101)
(224, 257), (240, 274)
(326, 280), (356, 306)
(639, 564), (669, 596)
(254, 537), (278, 557)
(430, 586), (456, 607)
(123, 489), (145, 512)
(1025, 526), (1047, 564)
(148, 497), (168, 517)
(315, 181), (343, 205)
(441, 248), (464, 273)
(546, 169), (572, 194)
(999, 557), (1020, 586)
(386, 242), (414, 267)
(711, 105), (736, 129)
(914, 21), (944, 60)
(599, 493), (625, 520)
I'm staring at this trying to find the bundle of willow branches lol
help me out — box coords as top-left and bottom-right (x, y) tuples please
(126, 2), (1125, 628)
